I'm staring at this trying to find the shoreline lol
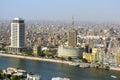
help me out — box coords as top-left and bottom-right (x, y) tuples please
(0, 53), (72, 64)
(110, 67), (120, 71)
(0, 53), (120, 71)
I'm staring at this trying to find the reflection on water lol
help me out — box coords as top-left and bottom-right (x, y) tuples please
(0, 56), (120, 80)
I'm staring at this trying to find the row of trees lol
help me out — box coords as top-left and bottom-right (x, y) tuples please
(22, 49), (57, 58)
(0, 48), (6, 51)
(22, 48), (88, 62)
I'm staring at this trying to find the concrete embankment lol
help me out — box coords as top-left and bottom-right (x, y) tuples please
(110, 67), (120, 71)
(0, 53), (72, 64)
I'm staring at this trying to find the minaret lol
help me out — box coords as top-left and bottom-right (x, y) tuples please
(68, 16), (77, 47)
(72, 16), (74, 29)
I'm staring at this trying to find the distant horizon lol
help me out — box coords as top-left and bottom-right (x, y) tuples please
(1, 17), (120, 23)
(0, 18), (120, 24)
(0, 19), (120, 25)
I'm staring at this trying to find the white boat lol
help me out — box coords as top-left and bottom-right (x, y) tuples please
(27, 74), (41, 80)
(52, 77), (70, 80)
(79, 64), (90, 68)
(69, 62), (79, 67)
(111, 75), (117, 79)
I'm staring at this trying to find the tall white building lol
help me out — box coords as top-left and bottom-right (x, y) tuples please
(9, 18), (25, 53)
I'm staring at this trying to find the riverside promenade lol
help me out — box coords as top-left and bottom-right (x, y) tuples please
(0, 53), (72, 64)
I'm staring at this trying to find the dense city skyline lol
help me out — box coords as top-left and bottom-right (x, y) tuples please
(0, 0), (120, 22)
(0, 0), (120, 80)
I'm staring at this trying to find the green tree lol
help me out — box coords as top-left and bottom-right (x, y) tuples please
(68, 57), (72, 61)
(12, 76), (21, 80)
(82, 58), (88, 63)
(39, 52), (46, 57)
(23, 51), (33, 56)
(46, 53), (53, 57)
(60, 57), (65, 60)
(0, 48), (6, 51)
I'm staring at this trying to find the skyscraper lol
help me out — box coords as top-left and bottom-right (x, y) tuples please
(9, 18), (25, 53)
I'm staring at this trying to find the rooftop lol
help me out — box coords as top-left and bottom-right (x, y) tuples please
(14, 18), (23, 20)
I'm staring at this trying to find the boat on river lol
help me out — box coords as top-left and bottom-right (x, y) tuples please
(111, 75), (117, 79)
(69, 62), (79, 67)
(95, 65), (110, 70)
(79, 63), (90, 68)
(52, 77), (70, 80)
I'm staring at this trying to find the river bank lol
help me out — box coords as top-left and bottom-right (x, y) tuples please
(0, 53), (72, 64)
(0, 53), (120, 71)
(0, 56), (119, 80)
(110, 67), (120, 71)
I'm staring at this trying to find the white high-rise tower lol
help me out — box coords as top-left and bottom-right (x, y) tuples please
(10, 18), (25, 53)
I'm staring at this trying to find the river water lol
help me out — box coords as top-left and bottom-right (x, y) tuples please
(0, 56), (120, 80)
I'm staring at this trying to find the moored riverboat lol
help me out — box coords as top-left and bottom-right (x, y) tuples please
(52, 77), (70, 80)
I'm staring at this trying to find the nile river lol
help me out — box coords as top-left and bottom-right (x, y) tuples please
(0, 56), (120, 80)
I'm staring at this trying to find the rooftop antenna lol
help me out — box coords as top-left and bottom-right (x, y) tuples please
(72, 16), (74, 29)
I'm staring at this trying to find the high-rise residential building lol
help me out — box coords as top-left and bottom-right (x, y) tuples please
(33, 44), (41, 56)
(116, 49), (120, 65)
(68, 30), (77, 47)
(9, 18), (25, 53)
(37, 37), (43, 45)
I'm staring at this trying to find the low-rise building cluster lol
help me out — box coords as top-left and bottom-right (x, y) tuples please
(0, 67), (40, 80)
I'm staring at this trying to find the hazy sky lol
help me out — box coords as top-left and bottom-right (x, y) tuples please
(0, 0), (120, 22)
